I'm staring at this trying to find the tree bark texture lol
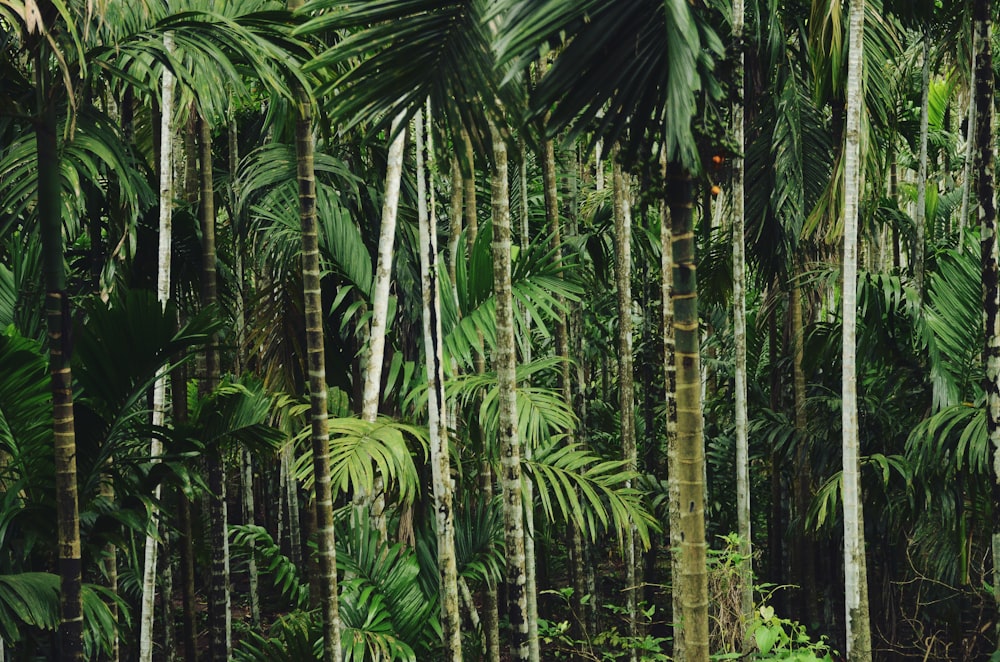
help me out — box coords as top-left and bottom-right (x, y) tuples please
(731, 0), (753, 626)
(491, 125), (530, 661)
(294, 79), (343, 662)
(140, 44), (175, 661)
(612, 156), (639, 662)
(842, 1), (873, 658)
(667, 164), (709, 662)
(36, 71), (84, 662)
(973, 0), (1000, 646)
(416, 105), (464, 660)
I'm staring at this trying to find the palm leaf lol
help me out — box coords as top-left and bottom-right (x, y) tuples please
(497, 0), (722, 170)
(292, 416), (427, 506)
(0, 573), (121, 658)
(337, 510), (436, 659)
(299, 0), (513, 151)
(526, 440), (657, 548)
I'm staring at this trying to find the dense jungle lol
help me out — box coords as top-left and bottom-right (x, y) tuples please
(1, 0), (999, 660)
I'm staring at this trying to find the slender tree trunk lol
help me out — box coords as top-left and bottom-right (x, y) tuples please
(140, 43), (175, 661)
(521, 146), (541, 662)
(491, 124), (530, 661)
(960, 53), (977, 240)
(449, 156), (463, 294)
(660, 175), (683, 662)
(731, 0), (753, 629)
(173, 363), (198, 662)
(465, 130), (502, 662)
(36, 69), (84, 662)
(914, 33), (930, 297)
(198, 113), (232, 662)
(612, 155), (639, 660)
(360, 113), (407, 536)
(667, 164), (709, 662)
(416, 104), (464, 660)
(790, 274), (818, 630)
(289, 20), (343, 654)
(972, 0), (1000, 648)
(842, 1), (873, 658)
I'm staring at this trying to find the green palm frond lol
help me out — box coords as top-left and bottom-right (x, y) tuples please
(0, 107), (153, 242)
(0, 233), (44, 341)
(338, 510), (436, 659)
(240, 144), (371, 295)
(807, 453), (912, 530)
(0, 573), (121, 659)
(498, 0), (722, 170)
(526, 440), (657, 549)
(0, 328), (50, 477)
(230, 524), (310, 610)
(443, 220), (581, 371)
(235, 609), (322, 662)
(924, 242), (982, 409)
(442, 357), (576, 451)
(906, 402), (987, 487)
(74, 289), (221, 421)
(299, 0), (512, 151)
(292, 417), (427, 505)
(185, 377), (285, 455)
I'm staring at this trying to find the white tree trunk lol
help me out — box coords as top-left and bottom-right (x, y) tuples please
(731, 0), (753, 626)
(361, 113), (407, 536)
(416, 105), (463, 659)
(139, 35), (174, 662)
(612, 155), (638, 662)
(842, 1), (873, 659)
(518, 149), (541, 662)
(491, 123), (530, 661)
(914, 35), (930, 297)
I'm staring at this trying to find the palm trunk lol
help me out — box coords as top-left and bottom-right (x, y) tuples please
(465, 131), (502, 662)
(914, 34), (930, 298)
(198, 113), (232, 662)
(973, 0), (1000, 647)
(790, 275), (818, 629)
(140, 44), (175, 661)
(36, 69), (83, 662)
(416, 104), (464, 660)
(842, 1), (873, 658)
(612, 156), (639, 659)
(731, 0), (753, 629)
(293, 54), (343, 662)
(491, 124), (530, 660)
(360, 113), (407, 536)
(520, 147), (541, 662)
(173, 364), (198, 662)
(667, 164), (709, 662)
(959, 54), (976, 239)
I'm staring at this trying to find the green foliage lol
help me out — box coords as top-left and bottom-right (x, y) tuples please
(292, 416), (426, 505)
(0, 573), (122, 660)
(740, 605), (835, 661)
(537, 588), (670, 661)
(235, 609), (322, 662)
(230, 524), (310, 610)
(527, 440), (658, 548)
(338, 511), (435, 660)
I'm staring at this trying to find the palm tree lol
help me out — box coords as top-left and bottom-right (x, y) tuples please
(139, 31), (176, 662)
(612, 154), (639, 656)
(288, 39), (344, 662)
(415, 103), (464, 660)
(34, 47), (85, 662)
(972, 0), (1000, 639)
(842, 0), (874, 658)
(490, 121), (530, 660)
(731, 0), (753, 627)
